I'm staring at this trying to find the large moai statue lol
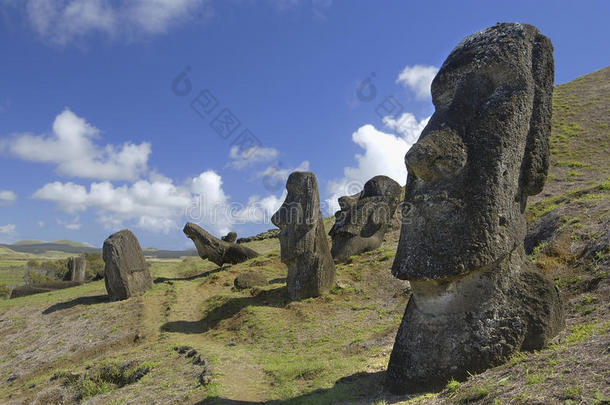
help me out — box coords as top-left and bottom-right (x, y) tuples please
(272, 171), (336, 300)
(329, 175), (402, 263)
(103, 229), (153, 301)
(386, 23), (564, 393)
(65, 256), (86, 283)
(183, 223), (259, 266)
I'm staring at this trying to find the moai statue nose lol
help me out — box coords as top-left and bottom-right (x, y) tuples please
(405, 127), (467, 182)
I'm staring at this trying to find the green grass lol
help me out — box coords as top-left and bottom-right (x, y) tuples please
(565, 323), (596, 344)
(445, 378), (461, 396)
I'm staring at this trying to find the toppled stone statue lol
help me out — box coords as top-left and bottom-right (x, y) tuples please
(103, 229), (153, 301)
(64, 256), (86, 283)
(386, 23), (564, 393)
(329, 175), (402, 262)
(272, 171), (335, 300)
(221, 232), (237, 243)
(183, 222), (259, 267)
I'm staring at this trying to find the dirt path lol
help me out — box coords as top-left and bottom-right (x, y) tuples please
(161, 271), (270, 403)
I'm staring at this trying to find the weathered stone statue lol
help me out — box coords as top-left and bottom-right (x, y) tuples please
(183, 222), (259, 266)
(329, 175), (402, 262)
(221, 232), (237, 243)
(272, 171), (336, 300)
(65, 256), (86, 283)
(386, 23), (564, 393)
(103, 229), (153, 301)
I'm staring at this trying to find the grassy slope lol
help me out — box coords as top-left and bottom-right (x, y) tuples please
(0, 67), (608, 404)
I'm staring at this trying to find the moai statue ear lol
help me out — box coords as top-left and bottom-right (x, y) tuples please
(519, 32), (554, 207)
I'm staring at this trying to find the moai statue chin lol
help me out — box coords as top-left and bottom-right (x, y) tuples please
(386, 23), (564, 393)
(272, 171), (336, 300)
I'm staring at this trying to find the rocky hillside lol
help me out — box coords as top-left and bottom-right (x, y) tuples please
(0, 67), (608, 404)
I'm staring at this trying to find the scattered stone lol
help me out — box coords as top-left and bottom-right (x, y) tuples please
(234, 272), (268, 290)
(183, 222), (259, 266)
(199, 369), (212, 386)
(387, 23), (564, 394)
(221, 231), (237, 243)
(236, 229), (280, 244)
(186, 349), (198, 358)
(7, 373), (18, 382)
(271, 171), (336, 300)
(64, 256), (86, 283)
(103, 229), (153, 301)
(173, 345), (192, 354)
(329, 175), (402, 263)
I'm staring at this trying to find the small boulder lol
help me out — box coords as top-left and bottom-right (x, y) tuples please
(234, 272), (268, 290)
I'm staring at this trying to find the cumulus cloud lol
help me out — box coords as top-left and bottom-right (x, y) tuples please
(32, 170), (238, 235)
(57, 218), (81, 230)
(227, 145), (279, 169)
(0, 190), (17, 206)
(396, 64), (439, 100)
(23, 0), (206, 44)
(0, 224), (16, 235)
(4, 108), (150, 181)
(325, 116), (428, 214)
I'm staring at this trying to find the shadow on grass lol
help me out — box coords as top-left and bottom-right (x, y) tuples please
(42, 294), (108, 315)
(198, 370), (392, 404)
(153, 267), (225, 284)
(161, 286), (289, 334)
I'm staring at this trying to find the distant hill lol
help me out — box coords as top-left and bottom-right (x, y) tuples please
(12, 240), (46, 246)
(49, 239), (93, 248)
(0, 240), (197, 259)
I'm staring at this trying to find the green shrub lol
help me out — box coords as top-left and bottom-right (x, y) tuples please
(23, 258), (69, 284)
(0, 284), (11, 299)
(84, 253), (104, 280)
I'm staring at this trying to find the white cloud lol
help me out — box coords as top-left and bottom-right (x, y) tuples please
(232, 192), (286, 224)
(0, 224), (16, 235)
(57, 218), (81, 230)
(24, 0), (205, 45)
(32, 170), (237, 235)
(325, 116), (428, 215)
(4, 108), (150, 181)
(0, 190), (17, 206)
(396, 64), (439, 100)
(227, 145), (279, 169)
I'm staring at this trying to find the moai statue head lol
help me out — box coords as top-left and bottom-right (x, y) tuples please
(392, 23), (554, 281)
(271, 171), (321, 263)
(329, 175), (402, 262)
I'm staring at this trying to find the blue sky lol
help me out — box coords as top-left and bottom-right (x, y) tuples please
(0, 0), (608, 249)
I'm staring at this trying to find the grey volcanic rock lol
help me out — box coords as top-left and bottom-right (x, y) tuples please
(183, 222), (259, 266)
(329, 175), (401, 263)
(234, 271), (268, 289)
(103, 229), (153, 301)
(221, 232), (237, 243)
(64, 256), (86, 283)
(271, 171), (336, 300)
(387, 23), (563, 393)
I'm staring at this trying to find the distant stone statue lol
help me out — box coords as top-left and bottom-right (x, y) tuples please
(65, 256), (86, 283)
(272, 171), (336, 300)
(103, 229), (153, 301)
(183, 222), (259, 266)
(329, 175), (401, 262)
(221, 232), (237, 243)
(386, 23), (564, 393)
